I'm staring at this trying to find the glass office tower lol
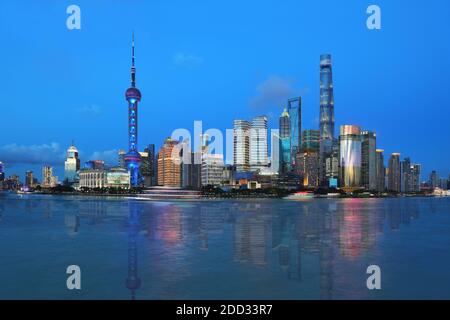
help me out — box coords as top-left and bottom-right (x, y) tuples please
(250, 116), (269, 171)
(319, 54), (335, 185)
(361, 131), (377, 191)
(279, 108), (291, 174)
(233, 120), (251, 172)
(339, 125), (362, 188)
(287, 97), (301, 170)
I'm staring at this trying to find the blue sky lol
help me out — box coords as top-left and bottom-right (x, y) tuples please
(0, 0), (449, 181)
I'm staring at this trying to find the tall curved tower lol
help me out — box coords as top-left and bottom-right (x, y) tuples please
(124, 33), (142, 186)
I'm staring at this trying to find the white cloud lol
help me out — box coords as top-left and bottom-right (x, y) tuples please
(88, 149), (118, 166)
(173, 53), (203, 68)
(0, 142), (65, 165)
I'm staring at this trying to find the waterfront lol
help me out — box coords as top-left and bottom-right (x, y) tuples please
(0, 194), (449, 300)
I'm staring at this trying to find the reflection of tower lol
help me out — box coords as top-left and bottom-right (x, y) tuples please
(124, 33), (142, 187)
(125, 202), (141, 300)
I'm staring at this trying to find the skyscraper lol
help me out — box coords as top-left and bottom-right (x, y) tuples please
(42, 166), (57, 188)
(279, 108), (291, 174)
(124, 33), (142, 187)
(319, 54), (335, 185)
(339, 125), (362, 189)
(157, 138), (181, 187)
(411, 164), (421, 192)
(429, 170), (438, 189)
(298, 129), (320, 187)
(250, 116), (268, 171)
(388, 153), (401, 192)
(64, 143), (80, 184)
(233, 120), (250, 172)
(287, 97), (301, 170)
(375, 149), (385, 192)
(400, 157), (412, 193)
(144, 144), (156, 186)
(0, 162), (4, 182)
(118, 150), (126, 169)
(361, 131), (377, 191)
(25, 171), (34, 188)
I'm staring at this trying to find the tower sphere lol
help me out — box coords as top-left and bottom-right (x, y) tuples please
(125, 87), (141, 102)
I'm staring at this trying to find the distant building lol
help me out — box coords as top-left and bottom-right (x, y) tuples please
(375, 149), (385, 192)
(339, 125), (362, 189)
(429, 170), (438, 189)
(287, 97), (302, 172)
(79, 167), (130, 189)
(361, 131), (377, 190)
(84, 160), (105, 170)
(233, 120), (251, 172)
(250, 116), (269, 171)
(297, 150), (319, 188)
(411, 164), (421, 192)
(222, 165), (236, 187)
(325, 140), (339, 187)
(182, 150), (202, 190)
(64, 144), (80, 184)
(25, 171), (34, 188)
(201, 154), (224, 187)
(400, 157), (413, 193)
(42, 166), (57, 188)
(118, 149), (126, 169)
(279, 108), (291, 174)
(79, 169), (107, 189)
(145, 144), (156, 186)
(388, 153), (401, 192)
(319, 54), (335, 186)
(302, 130), (320, 152)
(0, 162), (4, 182)
(157, 138), (181, 187)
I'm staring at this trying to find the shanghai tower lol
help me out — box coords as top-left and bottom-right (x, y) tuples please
(319, 54), (335, 185)
(124, 33), (142, 187)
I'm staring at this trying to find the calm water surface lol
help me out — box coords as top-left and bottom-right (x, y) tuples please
(0, 193), (449, 300)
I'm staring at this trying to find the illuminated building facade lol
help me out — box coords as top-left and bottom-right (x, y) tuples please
(287, 97), (301, 171)
(401, 157), (413, 193)
(297, 151), (319, 188)
(201, 154), (224, 186)
(124, 34), (142, 187)
(339, 125), (362, 189)
(84, 160), (105, 171)
(25, 171), (34, 188)
(319, 54), (335, 185)
(250, 116), (269, 171)
(157, 138), (181, 187)
(412, 164), (421, 192)
(233, 120), (250, 172)
(0, 162), (4, 182)
(388, 153), (401, 192)
(279, 108), (291, 174)
(64, 143), (80, 184)
(361, 131), (377, 190)
(375, 149), (385, 192)
(42, 166), (57, 188)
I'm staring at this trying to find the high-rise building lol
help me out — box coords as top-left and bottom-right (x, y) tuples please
(118, 150), (126, 169)
(361, 131), (377, 191)
(302, 130), (320, 152)
(124, 33), (142, 187)
(319, 54), (335, 186)
(84, 160), (105, 170)
(388, 153), (401, 192)
(279, 108), (291, 174)
(64, 143), (80, 184)
(233, 120), (251, 172)
(250, 116), (268, 171)
(182, 151), (202, 190)
(25, 171), (34, 188)
(297, 151), (319, 188)
(287, 97), (301, 171)
(42, 166), (57, 188)
(201, 154), (224, 186)
(375, 149), (385, 192)
(139, 144), (156, 187)
(298, 129), (320, 188)
(157, 138), (181, 187)
(325, 140), (340, 186)
(429, 170), (438, 189)
(400, 157), (412, 193)
(411, 164), (421, 192)
(0, 161), (4, 182)
(339, 125), (362, 189)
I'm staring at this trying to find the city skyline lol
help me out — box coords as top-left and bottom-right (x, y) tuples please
(0, 1), (449, 181)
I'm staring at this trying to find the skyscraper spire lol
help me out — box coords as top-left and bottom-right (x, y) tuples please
(131, 32), (136, 87)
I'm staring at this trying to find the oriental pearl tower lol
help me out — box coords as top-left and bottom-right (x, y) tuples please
(124, 33), (142, 186)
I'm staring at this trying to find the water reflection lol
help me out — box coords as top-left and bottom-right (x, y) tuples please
(1, 195), (449, 299)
